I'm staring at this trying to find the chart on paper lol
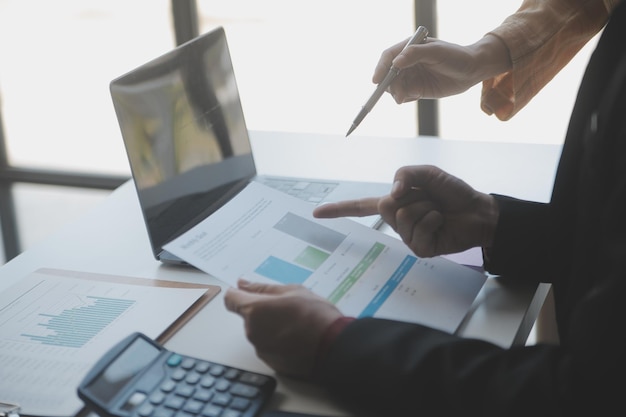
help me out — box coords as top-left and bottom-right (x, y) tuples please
(247, 211), (425, 320)
(0, 269), (210, 417)
(4, 279), (136, 348)
(165, 182), (487, 332)
(23, 296), (134, 347)
(253, 212), (344, 284)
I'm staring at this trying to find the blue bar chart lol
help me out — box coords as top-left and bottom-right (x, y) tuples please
(253, 212), (343, 284)
(20, 296), (135, 348)
(20, 295), (135, 348)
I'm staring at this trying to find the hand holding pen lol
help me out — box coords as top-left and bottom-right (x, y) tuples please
(346, 26), (429, 137)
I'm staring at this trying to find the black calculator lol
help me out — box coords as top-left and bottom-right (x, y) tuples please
(77, 332), (277, 417)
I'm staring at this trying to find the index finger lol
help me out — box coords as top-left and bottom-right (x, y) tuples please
(373, 40), (408, 83)
(313, 197), (381, 219)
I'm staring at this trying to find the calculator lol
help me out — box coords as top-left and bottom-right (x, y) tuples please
(77, 332), (277, 417)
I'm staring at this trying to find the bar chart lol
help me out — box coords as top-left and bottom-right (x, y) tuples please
(1, 276), (138, 350)
(0, 269), (211, 417)
(20, 295), (135, 348)
(253, 212), (344, 284)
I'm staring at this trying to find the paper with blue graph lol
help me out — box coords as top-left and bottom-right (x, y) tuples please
(165, 181), (487, 333)
(0, 268), (214, 416)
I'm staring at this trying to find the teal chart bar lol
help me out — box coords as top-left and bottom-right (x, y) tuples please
(358, 255), (417, 318)
(21, 296), (135, 348)
(255, 255), (312, 284)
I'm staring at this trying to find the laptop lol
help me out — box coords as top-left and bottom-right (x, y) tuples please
(110, 26), (391, 265)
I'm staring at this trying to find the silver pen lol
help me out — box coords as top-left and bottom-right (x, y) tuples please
(346, 26), (429, 137)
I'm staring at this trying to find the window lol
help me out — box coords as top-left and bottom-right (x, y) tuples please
(0, 1), (598, 262)
(196, 0), (416, 138)
(0, 0), (177, 261)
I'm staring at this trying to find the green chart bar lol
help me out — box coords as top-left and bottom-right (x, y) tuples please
(327, 242), (385, 304)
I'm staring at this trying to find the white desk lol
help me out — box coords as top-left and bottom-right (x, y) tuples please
(0, 131), (562, 416)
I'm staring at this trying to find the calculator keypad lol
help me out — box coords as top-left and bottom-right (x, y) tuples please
(135, 353), (275, 417)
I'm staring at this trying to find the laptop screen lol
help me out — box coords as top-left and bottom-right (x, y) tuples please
(110, 27), (256, 257)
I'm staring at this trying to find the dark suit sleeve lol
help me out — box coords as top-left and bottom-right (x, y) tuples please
(483, 194), (551, 279)
(314, 190), (626, 416)
(317, 318), (558, 416)
(317, 185), (626, 416)
(317, 308), (624, 417)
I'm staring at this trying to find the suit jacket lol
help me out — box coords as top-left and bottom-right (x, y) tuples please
(318, 3), (626, 416)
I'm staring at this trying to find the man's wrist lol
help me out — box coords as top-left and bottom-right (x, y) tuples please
(313, 316), (355, 377)
(469, 34), (512, 81)
(479, 193), (500, 248)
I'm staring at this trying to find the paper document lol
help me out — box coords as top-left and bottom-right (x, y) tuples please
(0, 268), (215, 417)
(165, 182), (486, 332)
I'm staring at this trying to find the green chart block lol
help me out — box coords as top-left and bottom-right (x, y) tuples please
(295, 246), (330, 270)
(328, 242), (385, 304)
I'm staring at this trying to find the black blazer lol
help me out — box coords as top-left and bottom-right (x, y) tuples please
(318, 3), (626, 416)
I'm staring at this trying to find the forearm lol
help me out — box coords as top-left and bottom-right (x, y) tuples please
(318, 317), (561, 416)
(483, 195), (551, 278)
(465, 33), (512, 85)
(475, 191), (501, 249)
(482, 0), (612, 120)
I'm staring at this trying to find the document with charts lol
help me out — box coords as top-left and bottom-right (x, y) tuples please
(0, 268), (217, 417)
(165, 182), (487, 332)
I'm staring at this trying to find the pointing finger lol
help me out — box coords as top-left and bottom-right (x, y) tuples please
(313, 197), (381, 218)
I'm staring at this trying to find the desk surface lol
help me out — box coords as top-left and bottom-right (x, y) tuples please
(0, 131), (562, 416)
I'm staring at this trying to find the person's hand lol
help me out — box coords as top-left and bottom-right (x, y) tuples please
(314, 165), (499, 258)
(224, 280), (343, 379)
(374, 34), (511, 103)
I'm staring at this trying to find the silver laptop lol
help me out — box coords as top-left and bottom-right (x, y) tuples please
(110, 26), (390, 265)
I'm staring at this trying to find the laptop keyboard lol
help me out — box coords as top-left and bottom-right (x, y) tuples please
(257, 178), (338, 203)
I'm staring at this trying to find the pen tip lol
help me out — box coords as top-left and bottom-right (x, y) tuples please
(346, 125), (356, 137)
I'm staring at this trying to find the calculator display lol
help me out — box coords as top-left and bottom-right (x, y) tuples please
(86, 337), (160, 403)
